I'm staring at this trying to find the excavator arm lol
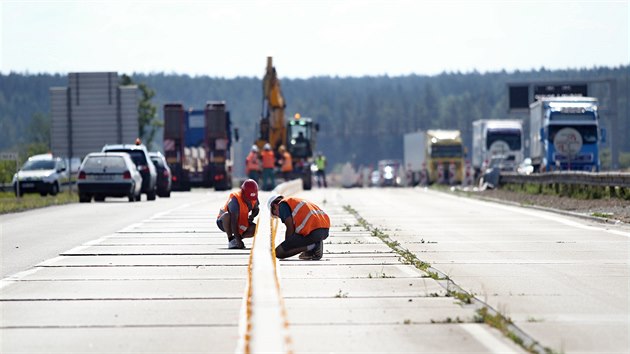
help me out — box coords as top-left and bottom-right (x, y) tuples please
(258, 57), (286, 151)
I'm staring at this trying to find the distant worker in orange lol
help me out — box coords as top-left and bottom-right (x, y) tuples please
(278, 145), (293, 181)
(261, 143), (276, 191)
(245, 145), (261, 183)
(217, 179), (260, 249)
(267, 194), (330, 260)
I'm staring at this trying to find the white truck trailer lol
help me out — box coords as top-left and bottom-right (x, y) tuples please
(403, 131), (426, 183)
(471, 119), (524, 176)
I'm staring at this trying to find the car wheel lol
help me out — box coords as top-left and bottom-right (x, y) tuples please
(40, 192), (48, 196)
(164, 190), (171, 198)
(50, 183), (59, 196)
(135, 193), (142, 202)
(79, 194), (91, 203)
(94, 195), (105, 202)
(147, 189), (157, 201)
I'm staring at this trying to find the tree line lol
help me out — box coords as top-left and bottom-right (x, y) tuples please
(1, 65), (628, 178)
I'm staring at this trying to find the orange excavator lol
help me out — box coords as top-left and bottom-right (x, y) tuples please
(256, 57), (318, 190)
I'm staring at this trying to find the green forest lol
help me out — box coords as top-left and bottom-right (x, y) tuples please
(1, 66), (628, 174)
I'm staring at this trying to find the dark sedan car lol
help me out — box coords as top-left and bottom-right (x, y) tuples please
(149, 152), (172, 198)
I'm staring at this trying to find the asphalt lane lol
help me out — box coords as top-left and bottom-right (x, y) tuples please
(1, 190), (243, 353)
(0, 192), (209, 278)
(1, 187), (527, 353)
(12, 186), (626, 352)
(332, 187), (630, 353)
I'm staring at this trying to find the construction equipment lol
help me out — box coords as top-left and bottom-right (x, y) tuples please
(256, 57), (317, 190)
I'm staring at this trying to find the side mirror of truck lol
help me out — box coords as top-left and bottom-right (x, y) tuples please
(234, 127), (240, 142)
(600, 128), (607, 143)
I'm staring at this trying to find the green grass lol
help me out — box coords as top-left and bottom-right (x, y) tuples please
(503, 183), (630, 201)
(0, 191), (77, 214)
(446, 290), (474, 305)
(591, 212), (613, 218)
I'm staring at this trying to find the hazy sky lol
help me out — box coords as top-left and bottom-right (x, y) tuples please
(1, 0), (628, 78)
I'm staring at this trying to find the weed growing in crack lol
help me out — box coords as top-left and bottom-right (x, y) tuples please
(334, 289), (349, 298)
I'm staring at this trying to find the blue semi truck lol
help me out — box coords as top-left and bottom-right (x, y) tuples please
(163, 102), (233, 191)
(529, 96), (605, 172)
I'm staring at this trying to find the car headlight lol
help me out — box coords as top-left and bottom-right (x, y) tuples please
(44, 175), (55, 183)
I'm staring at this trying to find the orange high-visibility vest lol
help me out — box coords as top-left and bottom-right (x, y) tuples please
(282, 197), (330, 236)
(281, 151), (293, 172)
(246, 152), (261, 172)
(261, 150), (275, 169)
(217, 191), (252, 235)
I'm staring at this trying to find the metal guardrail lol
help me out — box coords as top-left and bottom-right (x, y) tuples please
(500, 171), (630, 188)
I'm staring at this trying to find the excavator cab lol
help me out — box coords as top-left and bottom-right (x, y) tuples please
(287, 114), (317, 159)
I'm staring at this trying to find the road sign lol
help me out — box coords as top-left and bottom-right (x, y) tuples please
(0, 152), (18, 160)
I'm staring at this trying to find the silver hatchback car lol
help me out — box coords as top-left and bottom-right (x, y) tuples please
(77, 152), (143, 203)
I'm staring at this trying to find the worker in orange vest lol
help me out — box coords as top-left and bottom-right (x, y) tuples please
(217, 179), (259, 249)
(260, 143), (276, 191)
(267, 194), (330, 260)
(245, 145), (261, 183)
(278, 145), (293, 182)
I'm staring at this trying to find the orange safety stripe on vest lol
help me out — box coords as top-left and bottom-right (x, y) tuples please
(281, 151), (293, 172)
(261, 150), (275, 168)
(283, 197), (330, 236)
(217, 191), (251, 235)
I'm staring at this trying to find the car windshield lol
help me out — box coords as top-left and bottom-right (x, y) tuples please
(150, 157), (164, 168)
(22, 160), (55, 171)
(106, 149), (147, 166)
(487, 130), (521, 150)
(548, 125), (598, 144)
(430, 145), (463, 158)
(83, 156), (127, 171)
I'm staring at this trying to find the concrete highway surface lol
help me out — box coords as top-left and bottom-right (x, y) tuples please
(0, 187), (628, 353)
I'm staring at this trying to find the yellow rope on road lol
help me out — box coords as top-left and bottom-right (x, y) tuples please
(241, 214), (293, 354)
(243, 217), (259, 354)
(270, 217), (293, 353)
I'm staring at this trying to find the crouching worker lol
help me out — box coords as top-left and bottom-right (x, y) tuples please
(267, 194), (330, 260)
(217, 179), (260, 249)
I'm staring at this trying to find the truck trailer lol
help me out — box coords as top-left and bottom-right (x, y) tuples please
(471, 119), (524, 176)
(404, 130), (465, 185)
(163, 102), (233, 191)
(529, 97), (603, 172)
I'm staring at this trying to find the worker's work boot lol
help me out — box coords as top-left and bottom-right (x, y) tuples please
(312, 240), (324, 260)
(299, 250), (314, 260)
(228, 239), (240, 249)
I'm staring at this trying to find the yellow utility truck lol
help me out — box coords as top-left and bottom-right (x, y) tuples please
(403, 129), (465, 185)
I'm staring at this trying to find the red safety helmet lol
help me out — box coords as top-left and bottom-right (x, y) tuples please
(241, 179), (258, 202)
